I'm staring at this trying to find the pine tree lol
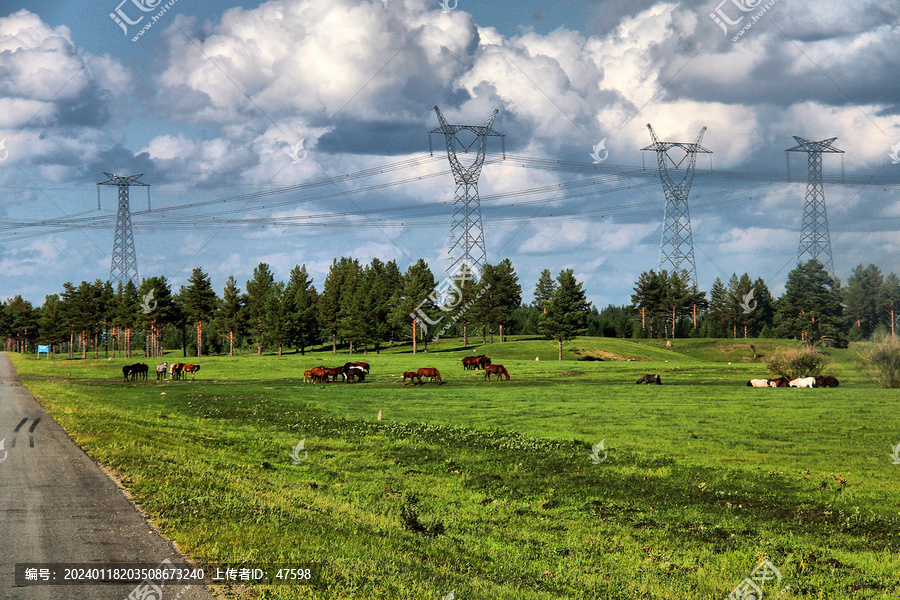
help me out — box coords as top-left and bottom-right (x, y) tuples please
(283, 265), (318, 355)
(844, 264), (883, 339)
(774, 259), (847, 346)
(391, 259), (437, 354)
(533, 269), (556, 314)
(319, 257), (357, 354)
(246, 263), (275, 355)
(877, 272), (900, 339)
(219, 276), (246, 356)
(539, 269), (591, 360)
(483, 258), (522, 342)
(182, 267), (218, 357)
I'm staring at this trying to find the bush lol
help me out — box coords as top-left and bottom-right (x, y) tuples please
(765, 345), (831, 379)
(859, 335), (900, 389)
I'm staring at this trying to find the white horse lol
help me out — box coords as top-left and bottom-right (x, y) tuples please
(156, 362), (168, 381)
(747, 379), (770, 387)
(789, 377), (816, 388)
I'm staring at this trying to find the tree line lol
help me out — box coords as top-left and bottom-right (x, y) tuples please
(3, 257), (895, 359)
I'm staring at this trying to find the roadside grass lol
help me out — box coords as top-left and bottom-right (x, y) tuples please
(8, 337), (900, 599)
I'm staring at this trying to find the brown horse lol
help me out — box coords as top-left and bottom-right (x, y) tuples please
(814, 375), (839, 388)
(416, 367), (442, 384)
(345, 361), (370, 373)
(484, 364), (510, 381)
(181, 364), (200, 380)
(303, 369), (313, 383)
(462, 355), (491, 370)
(402, 371), (421, 386)
(345, 367), (366, 383)
(170, 363), (184, 380)
(767, 376), (791, 388)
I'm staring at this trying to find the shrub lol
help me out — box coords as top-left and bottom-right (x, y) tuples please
(859, 335), (900, 389)
(765, 345), (831, 379)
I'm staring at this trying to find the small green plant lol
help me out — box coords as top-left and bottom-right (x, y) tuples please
(764, 345), (830, 379)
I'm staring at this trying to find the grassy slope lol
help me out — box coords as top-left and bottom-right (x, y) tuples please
(8, 337), (900, 599)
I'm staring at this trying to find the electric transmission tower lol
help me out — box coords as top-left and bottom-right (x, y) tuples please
(97, 172), (149, 288)
(429, 105), (504, 276)
(786, 136), (843, 277)
(641, 123), (711, 289)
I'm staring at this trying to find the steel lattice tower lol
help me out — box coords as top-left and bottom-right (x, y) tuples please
(641, 124), (711, 289)
(97, 172), (149, 287)
(786, 136), (843, 277)
(429, 105), (504, 275)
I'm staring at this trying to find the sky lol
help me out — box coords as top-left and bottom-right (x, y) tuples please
(1, 0), (899, 310)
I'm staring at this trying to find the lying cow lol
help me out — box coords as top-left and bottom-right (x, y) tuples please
(636, 374), (661, 385)
(747, 379), (770, 387)
(768, 377), (790, 387)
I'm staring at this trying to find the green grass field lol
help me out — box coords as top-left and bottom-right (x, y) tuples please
(8, 337), (900, 599)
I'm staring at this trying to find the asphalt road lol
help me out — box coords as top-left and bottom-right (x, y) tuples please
(0, 353), (216, 600)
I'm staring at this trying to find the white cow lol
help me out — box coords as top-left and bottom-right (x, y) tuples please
(747, 379), (770, 387)
(789, 377), (816, 388)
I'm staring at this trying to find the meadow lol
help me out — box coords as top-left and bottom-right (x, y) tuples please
(8, 336), (900, 599)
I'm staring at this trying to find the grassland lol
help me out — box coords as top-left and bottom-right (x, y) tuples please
(8, 337), (900, 599)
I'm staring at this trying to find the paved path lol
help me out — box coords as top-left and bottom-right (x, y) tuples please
(0, 353), (216, 600)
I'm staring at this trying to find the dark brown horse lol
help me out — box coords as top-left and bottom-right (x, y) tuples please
(636, 374), (661, 385)
(462, 355), (491, 370)
(416, 367), (442, 384)
(814, 375), (839, 388)
(484, 364), (510, 381)
(345, 361), (370, 374)
(170, 363), (184, 380)
(402, 371), (421, 386)
(345, 366), (366, 383)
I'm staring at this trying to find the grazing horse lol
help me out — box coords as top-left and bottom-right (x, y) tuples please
(402, 371), (421, 386)
(122, 365), (134, 382)
(815, 375), (839, 388)
(768, 376), (791, 387)
(181, 364), (200, 381)
(156, 362), (168, 381)
(636, 374), (662, 385)
(789, 376), (816, 388)
(484, 364), (510, 381)
(170, 363), (184, 381)
(129, 363), (148, 381)
(747, 379), (770, 387)
(346, 366), (366, 383)
(416, 367), (442, 384)
(344, 361), (370, 374)
(462, 355), (491, 370)
(303, 369), (313, 383)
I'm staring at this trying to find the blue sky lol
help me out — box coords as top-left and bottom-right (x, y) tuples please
(1, 0), (899, 309)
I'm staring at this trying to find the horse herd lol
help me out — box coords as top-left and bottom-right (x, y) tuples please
(301, 356), (512, 386)
(747, 375), (839, 388)
(119, 355), (839, 389)
(304, 362), (370, 384)
(122, 361), (200, 382)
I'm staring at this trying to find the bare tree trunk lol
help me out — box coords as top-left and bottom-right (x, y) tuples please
(197, 321), (202, 357)
(229, 330), (234, 356)
(412, 320), (417, 355)
(558, 339), (562, 361)
(463, 323), (468, 347)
